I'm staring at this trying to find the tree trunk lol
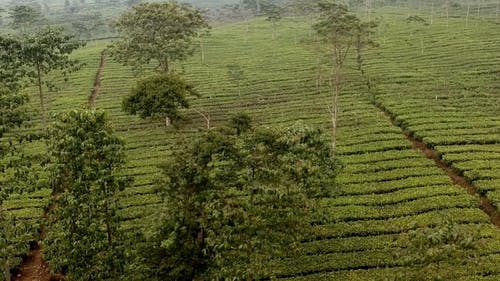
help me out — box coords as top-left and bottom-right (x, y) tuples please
(165, 116), (171, 127)
(420, 37), (424, 55)
(316, 56), (321, 91)
(200, 37), (205, 64)
(445, 0), (449, 27)
(104, 203), (113, 247)
(272, 22), (277, 40)
(159, 59), (169, 73)
(365, 0), (371, 21)
(466, 2), (470, 27)
(477, 0), (481, 19)
(330, 58), (342, 154)
(36, 62), (47, 128)
(4, 261), (10, 281)
(245, 23), (249, 43)
(497, 0), (499, 22)
(256, 0), (261, 14)
(430, 2), (434, 25)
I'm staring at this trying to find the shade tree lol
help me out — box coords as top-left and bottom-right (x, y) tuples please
(137, 118), (340, 280)
(44, 110), (129, 281)
(313, 1), (377, 152)
(109, 2), (210, 73)
(70, 12), (104, 41)
(122, 73), (200, 127)
(21, 27), (84, 127)
(264, 3), (282, 39)
(8, 5), (43, 34)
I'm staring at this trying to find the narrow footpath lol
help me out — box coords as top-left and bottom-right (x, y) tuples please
(14, 51), (107, 281)
(13, 246), (51, 281)
(373, 101), (500, 228)
(89, 51), (106, 108)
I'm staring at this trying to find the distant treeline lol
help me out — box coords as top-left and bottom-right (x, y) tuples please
(0, 0), (498, 40)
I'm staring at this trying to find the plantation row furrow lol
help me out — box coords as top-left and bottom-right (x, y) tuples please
(324, 185), (463, 206)
(278, 253), (500, 281)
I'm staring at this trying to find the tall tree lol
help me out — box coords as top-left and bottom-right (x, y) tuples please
(44, 110), (129, 281)
(313, 1), (375, 152)
(109, 2), (210, 73)
(70, 12), (104, 41)
(355, 20), (378, 80)
(406, 15), (426, 55)
(9, 5), (42, 34)
(138, 119), (339, 280)
(8, 5), (42, 34)
(263, 3), (282, 40)
(21, 27), (84, 127)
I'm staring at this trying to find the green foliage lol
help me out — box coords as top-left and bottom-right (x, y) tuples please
(0, 35), (28, 91)
(109, 2), (210, 73)
(226, 64), (245, 95)
(313, 1), (377, 72)
(21, 26), (85, 126)
(264, 3), (282, 22)
(395, 221), (485, 280)
(0, 79), (31, 281)
(264, 3), (282, 39)
(0, 212), (32, 281)
(123, 73), (200, 125)
(406, 15), (427, 24)
(229, 112), (252, 135)
(44, 109), (129, 281)
(0, 87), (28, 140)
(287, 0), (322, 16)
(138, 121), (339, 280)
(313, 1), (360, 49)
(70, 12), (104, 40)
(8, 5), (43, 34)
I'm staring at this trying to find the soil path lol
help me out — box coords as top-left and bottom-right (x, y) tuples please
(373, 101), (500, 227)
(13, 246), (51, 281)
(13, 51), (107, 281)
(89, 51), (106, 107)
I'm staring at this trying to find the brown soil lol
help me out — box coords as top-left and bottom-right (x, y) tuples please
(13, 246), (51, 281)
(374, 102), (500, 228)
(89, 51), (106, 107)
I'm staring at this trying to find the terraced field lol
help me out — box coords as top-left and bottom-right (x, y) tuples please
(5, 7), (500, 279)
(364, 9), (500, 216)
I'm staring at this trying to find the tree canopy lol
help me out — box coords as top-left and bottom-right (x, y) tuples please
(21, 26), (84, 127)
(137, 119), (340, 280)
(109, 2), (210, 73)
(122, 73), (200, 126)
(44, 109), (129, 281)
(8, 5), (43, 34)
(0, 35), (27, 91)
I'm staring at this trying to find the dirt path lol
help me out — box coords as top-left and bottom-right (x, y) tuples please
(89, 51), (106, 108)
(13, 246), (51, 281)
(373, 101), (500, 228)
(12, 51), (107, 281)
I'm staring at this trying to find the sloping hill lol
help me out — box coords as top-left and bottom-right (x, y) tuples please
(6, 8), (500, 279)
